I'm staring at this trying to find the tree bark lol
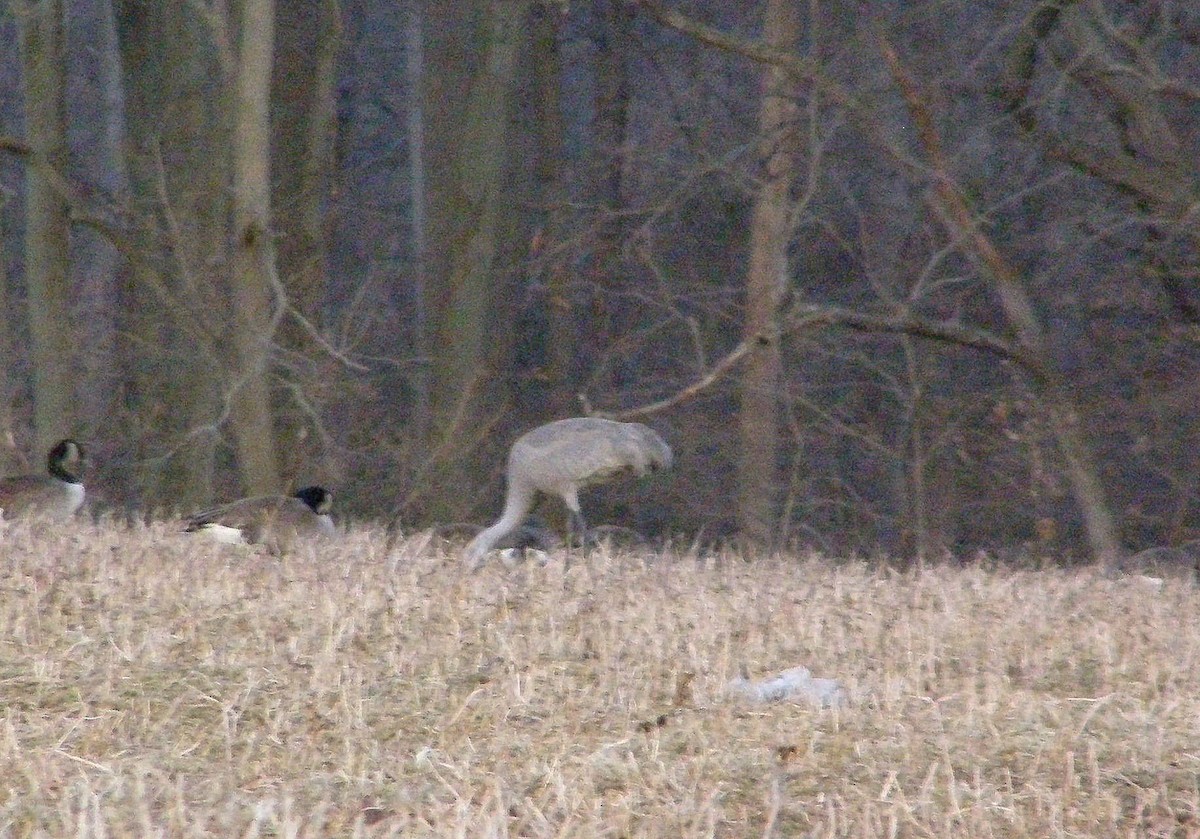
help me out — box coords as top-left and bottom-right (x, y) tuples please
(18, 0), (75, 455)
(272, 0), (338, 318)
(735, 0), (801, 547)
(114, 1), (225, 510)
(530, 3), (574, 418)
(878, 32), (1123, 567)
(592, 0), (633, 226)
(229, 0), (283, 495)
(69, 0), (124, 457)
(271, 0), (340, 480)
(0, 214), (18, 475)
(580, 0), (636, 398)
(405, 2), (432, 441)
(425, 0), (530, 427)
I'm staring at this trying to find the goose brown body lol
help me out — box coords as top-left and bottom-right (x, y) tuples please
(0, 439), (86, 521)
(185, 486), (335, 551)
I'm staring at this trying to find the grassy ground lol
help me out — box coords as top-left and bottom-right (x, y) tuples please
(0, 519), (1197, 837)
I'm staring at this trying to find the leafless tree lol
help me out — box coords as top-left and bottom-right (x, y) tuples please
(17, 0), (75, 455)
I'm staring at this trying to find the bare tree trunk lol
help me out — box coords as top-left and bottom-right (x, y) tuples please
(229, 0), (282, 495)
(0, 215), (18, 475)
(71, 0), (126, 501)
(271, 0), (340, 481)
(18, 0), (75, 454)
(899, 338), (958, 562)
(582, 0), (636, 397)
(879, 33), (1122, 567)
(529, 3), (575, 418)
(114, 1), (224, 511)
(736, 0), (801, 547)
(406, 2), (431, 441)
(592, 0), (633, 229)
(425, 0), (530, 425)
(421, 0), (479, 437)
(272, 0), (338, 318)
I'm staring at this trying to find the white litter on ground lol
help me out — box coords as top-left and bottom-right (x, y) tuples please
(725, 665), (846, 709)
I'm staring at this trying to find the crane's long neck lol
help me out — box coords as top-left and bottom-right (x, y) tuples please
(465, 479), (535, 569)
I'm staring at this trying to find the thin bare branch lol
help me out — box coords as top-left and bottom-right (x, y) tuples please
(187, 0), (236, 79)
(633, 1), (833, 95)
(0, 135), (133, 255)
(284, 303), (370, 372)
(593, 337), (757, 421)
(875, 23), (1121, 565)
(588, 299), (1032, 423)
(784, 302), (1033, 371)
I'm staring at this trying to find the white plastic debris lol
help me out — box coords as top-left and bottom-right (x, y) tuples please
(725, 665), (846, 709)
(498, 547), (550, 568)
(1131, 574), (1165, 591)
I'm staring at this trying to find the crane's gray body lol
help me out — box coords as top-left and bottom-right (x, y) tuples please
(465, 417), (672, 568)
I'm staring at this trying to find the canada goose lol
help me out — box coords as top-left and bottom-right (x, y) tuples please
(0, 438), (86, 521)
(466, 417), (672, 568)
(1117, 541), (1200, 579)
(184, 485), (335, 550)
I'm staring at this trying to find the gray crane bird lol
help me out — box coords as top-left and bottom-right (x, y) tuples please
(0, 439), (86, 521)
(465, 417), (672, 569)
(184, 485), (335, 551)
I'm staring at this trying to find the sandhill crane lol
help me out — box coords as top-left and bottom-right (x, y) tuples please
(465, 417), (672, 569)
(184, 485), (335, 551)
(0, 439), (86, 520)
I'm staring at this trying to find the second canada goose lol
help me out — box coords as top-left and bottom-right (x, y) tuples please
(0, 438), (86, 521)
(1117, 540), (1200, 579)
(184, 485), (335, 550)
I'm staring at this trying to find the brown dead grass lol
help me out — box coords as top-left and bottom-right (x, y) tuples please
(0, 518), (1197, 837)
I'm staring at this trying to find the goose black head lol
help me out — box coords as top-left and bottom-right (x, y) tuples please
(48, 439), (86, 483)
(294, 485), (333, 515)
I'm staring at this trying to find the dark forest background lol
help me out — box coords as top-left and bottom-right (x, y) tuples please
(2, 0), (1199, 564)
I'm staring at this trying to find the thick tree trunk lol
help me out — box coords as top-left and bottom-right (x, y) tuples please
(582, 0), (636, 397)
(405, 3), (432, 441)
(425, 0), (530, 425)
(735, 0), (801, 547)
(114, 2), (223, 510)
(531, 6), (575, 418)
(18, 0), (75, 455)
(229, 0), (282, 495)
(70, 0), (124, 453)
(422, 0), (480, 433)
(271, 0), (340, 480)
(0, 223), (17, 475)
(272, 0), (337, 318)
(592, 0), (633, 227)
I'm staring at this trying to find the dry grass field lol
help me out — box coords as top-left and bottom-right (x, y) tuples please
(0, 519), (1197, 838)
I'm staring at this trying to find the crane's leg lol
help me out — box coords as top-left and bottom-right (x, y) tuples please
(562, 487), (588, 548)
(465, 481), (536, 571)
